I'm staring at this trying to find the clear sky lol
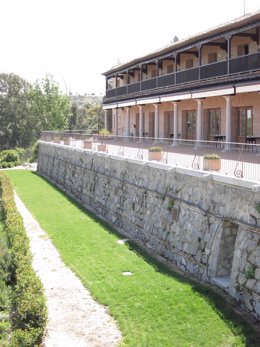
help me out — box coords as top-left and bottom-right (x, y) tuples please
(0, 0), (259, 95)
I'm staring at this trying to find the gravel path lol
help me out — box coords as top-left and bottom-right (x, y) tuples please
(14, 192), (122, 347)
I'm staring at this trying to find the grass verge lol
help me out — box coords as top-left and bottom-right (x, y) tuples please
(6, 169), (260, 347)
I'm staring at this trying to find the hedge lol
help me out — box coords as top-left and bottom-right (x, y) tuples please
(0, 172), (47, 346)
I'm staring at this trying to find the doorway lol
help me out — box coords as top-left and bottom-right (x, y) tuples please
(164, 111), (173, 138)
(148, 112), (155, 138)
(214, 221), (238, 289)
(182, 110), (196, 140)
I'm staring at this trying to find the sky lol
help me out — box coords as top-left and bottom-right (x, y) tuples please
(0, 0), (259, 95)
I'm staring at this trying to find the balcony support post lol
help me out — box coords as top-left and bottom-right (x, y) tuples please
(154, 103), (159, 141)
(224, 95), (232, 143)
(198, 44), (202, 80)
(226, 34), (232, 75)
(196, 99), (203, 141)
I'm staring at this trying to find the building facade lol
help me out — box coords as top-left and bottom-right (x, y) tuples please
(102, 11), (260, 143)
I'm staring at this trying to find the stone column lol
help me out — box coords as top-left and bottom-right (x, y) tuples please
(138, 105), (143, 140)
(196, 99), (203, 141)
(154, 103), (159, 141)
(115, 108), (118, 137)
(224, 95), (232, 143)
(104, 109), (108, 130)
(173, 102), (178, 140)
(126, 107), (130, 139)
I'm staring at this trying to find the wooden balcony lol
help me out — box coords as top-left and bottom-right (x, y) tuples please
(105, 52), (260, 101)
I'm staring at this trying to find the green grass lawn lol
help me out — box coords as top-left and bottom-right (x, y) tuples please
(6, 170), (260, 347)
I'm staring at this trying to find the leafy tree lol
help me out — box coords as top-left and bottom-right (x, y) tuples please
(28, 75), (71, 131)
(0, 73), (71, 150)
(69, 102), (104, 132)
(0, 73), (34, 149)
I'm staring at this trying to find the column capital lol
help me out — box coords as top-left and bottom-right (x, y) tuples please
(195, 98), (203, 104)
(225, 33), (232, 40)
(223, 95), (231, 101)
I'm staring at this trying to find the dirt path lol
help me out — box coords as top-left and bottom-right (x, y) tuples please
(14, 192), (122, 347)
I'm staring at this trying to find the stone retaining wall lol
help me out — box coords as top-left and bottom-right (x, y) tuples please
(38, 142), (260, 319)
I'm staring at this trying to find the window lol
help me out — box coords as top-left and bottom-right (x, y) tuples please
(151, 69), (157, 78)
(136, 70), (141, 81)
(237, 44), (249, 57)
(107, 79), (113, 90)
(167, 64), (174, 74)
(238, 108), (253, 137)
(208, 109), (221, 135)
(208, 52), (217, 64)
(185, 59), (193, 69)
(186, 111), (196, 136)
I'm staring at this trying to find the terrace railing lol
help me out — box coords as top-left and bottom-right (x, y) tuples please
(40, 131), (260, 183)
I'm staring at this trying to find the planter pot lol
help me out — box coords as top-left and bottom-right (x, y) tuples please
(149, 151), (162, 161)
(203, 158), (221, 171)
(84, 141), (92, 150)
(97, 144), (107, 152)
(53, 138), (60, 144)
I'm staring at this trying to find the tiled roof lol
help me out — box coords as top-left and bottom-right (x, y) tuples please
(102, 10), (260, 76)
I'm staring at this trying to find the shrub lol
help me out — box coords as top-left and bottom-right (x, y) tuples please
(149, 146), (162, 152)
(0, 172), (47, 346)
(203, 153), (220, 160)
(29, 142), (39, 163)
(0, 150), (20, 163)
(99, 128), (110, 136)
(0, 161), (19, 169)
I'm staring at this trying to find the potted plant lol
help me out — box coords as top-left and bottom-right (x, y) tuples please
(203, 153), (221, 171)
(98, 128), (110, 152)
(148, 146), (162, 161)
(63, 138), (70, 146)
(83, 140), (93, 150)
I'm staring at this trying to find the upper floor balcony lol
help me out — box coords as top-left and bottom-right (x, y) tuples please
(105, 51), (260, 101)
(103, 12), (260, 103)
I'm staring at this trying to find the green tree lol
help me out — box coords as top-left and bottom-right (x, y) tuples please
(0, 73), (34, 149)
(69, 102), (104, 132)
(28, 75), (71, 131)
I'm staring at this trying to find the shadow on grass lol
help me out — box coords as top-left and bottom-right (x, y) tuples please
(29, 171), (260, 346)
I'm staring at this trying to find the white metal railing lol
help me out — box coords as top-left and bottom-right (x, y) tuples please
(40, 131), (260, 182)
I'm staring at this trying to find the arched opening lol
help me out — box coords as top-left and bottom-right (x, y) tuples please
(213, 221), (239, 290)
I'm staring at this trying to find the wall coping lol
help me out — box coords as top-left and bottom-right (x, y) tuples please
(40, 142), (260, 192)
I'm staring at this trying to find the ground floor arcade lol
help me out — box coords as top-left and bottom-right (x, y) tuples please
(104, 87), (260, 144)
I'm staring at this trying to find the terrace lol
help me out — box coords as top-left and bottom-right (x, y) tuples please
(40, 131), (260, 183)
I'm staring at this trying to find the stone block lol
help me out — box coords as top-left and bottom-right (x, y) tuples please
(246, 279), (257, 290)
(255, 269), (260, 281)
(244, 297), (253, 311)
(254, 303), (260, 316)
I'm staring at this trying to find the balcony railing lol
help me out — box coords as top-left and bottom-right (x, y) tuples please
(200, 60), (228, 79)
(41, 131), (260, 183)
(229, 52), (260, 74)
(106, 52), (260, 99)
(176, 67), (199, 84)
